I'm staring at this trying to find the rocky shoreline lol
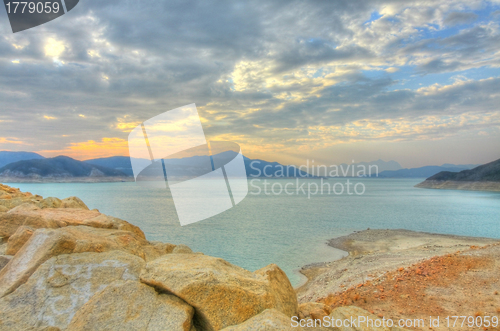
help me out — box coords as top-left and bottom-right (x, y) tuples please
(0, 184), (403, 331)
(415, 180), (500, 192)
(4, 183), (497, 330)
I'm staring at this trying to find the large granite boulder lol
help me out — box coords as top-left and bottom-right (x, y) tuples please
(0, 255), (12, 270)
(67, 280), (195, 331)
(221, 309), (299, 331)
(0, 251), (145, 331)
(0, 185), (47, 211)
(4, 204), (145, 239)
(6, 225), (34, 255)
(0, 209), (58, 239)
(39, 197), (62, 209)
(298, 302), (331, 321)
(140, 254), (298, 331)
(172, 244), (193, 254)
(0, 226), (150, 298)
(60, 197), (89, 210)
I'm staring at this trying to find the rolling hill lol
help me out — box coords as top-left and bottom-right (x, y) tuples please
(426, 158), (500, 182)
(85, 153), (313, 178)
(416, 158), (500, 191)
(85, 156), (140, 177)
(0, 151), (45, 168)
(377, 165), (477, 178)
(0, 156), (127, 179)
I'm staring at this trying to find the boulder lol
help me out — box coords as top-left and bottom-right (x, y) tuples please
(0, 255), (12, 270)
(0, 210), (60, 239)
(60, 196), (89, 210)
(328, 306), (400, 331)
(0, 226), (150, 298)
(38, 197), (62, 209)
(142, 242), (177, 262)
(298, 302), (331, 321)
(6, 225), (34, 255)
(0, 205), (8, 212)
(80, 214), (145, 239)
(8, 203), (42, 214)
(173, 244), (193, 254)
(0, 185), (41, 211)
(140, 254), (298, 331)
(67, 280), (195, 331)
(0, 251), (144, 331)
(6, 206), (146, 239)
(254, 264), (298, 317)
(221, 309), (299, 331)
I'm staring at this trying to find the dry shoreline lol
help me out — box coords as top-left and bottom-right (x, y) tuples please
(415, 180), (500, 192)
(297, 229), (499, 302)
(297, 229), (500, 330)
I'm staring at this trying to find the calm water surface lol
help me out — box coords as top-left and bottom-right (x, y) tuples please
(7, 178), (500, 286)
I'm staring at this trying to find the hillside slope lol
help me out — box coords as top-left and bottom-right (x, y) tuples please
(416, 158), (500, 191)
(426, 158), (500, 182)
(378, 165), (475, 178)
(0, 156), (126, 178)
(85, 156), (138, 176)
(0, 151), (45, 168)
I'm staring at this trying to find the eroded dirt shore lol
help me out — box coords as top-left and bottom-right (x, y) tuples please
(297, 229), (500, 330)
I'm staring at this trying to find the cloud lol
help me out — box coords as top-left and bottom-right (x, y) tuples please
(0, 137), (27, 145)
(0, 0), (499, 164)
(39, 137), (129, 159)
(444, 12), (479, 26)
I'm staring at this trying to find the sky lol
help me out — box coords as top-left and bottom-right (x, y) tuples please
(1, 0), (500, 168)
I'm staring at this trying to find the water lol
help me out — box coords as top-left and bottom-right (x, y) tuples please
(7, 178), (500, 286)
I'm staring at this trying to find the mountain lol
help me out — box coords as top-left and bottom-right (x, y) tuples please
(377, 165), (476, 178)
(244, 157), (311, 178)
(441, 163), (480, 169)
(85, 155), (405, 178)
(85, 156), (141, 177)
(426, 158), (500, 182)
(86, 153), (313, 178)
(416, 158), (500, 192)
(0, 156), (127, 178)
(340, 159), (402, 173)
(0, 151), (45, 168)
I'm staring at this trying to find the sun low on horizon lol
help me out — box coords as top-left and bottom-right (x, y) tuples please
(1, 1), (500, 168)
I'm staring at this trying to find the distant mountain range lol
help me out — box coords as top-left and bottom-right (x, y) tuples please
(87, 153), (313, 178)
(377, 164), (479, 178)
(0, 151), (45, 168)
(0, 151), (485, 181)
(0, 156), (127, 178)
(343, 159), (402, 173)
(85, 154), (407, 178)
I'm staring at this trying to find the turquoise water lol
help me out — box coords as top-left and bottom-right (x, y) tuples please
(6, 178), (500, 286)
